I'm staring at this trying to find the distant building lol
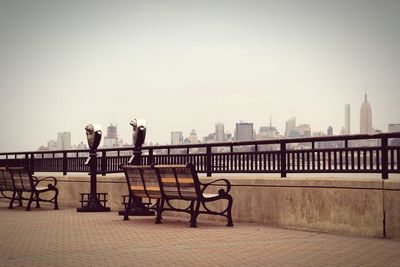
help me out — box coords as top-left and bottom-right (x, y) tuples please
(327, 126), (333, 136)
(103, 124), (118, 148)
(171, 131), (183, 145)
(203, 133), (215, 143)
(256, 126), (279, 140)
(257, 116), (279, 140)
(388, 123), (400, 133)
(77, 141), (88, 149)
(296, 124), (311, 137)
(360, 92), (373, 134)
(285, 117), (296, 137)
(225, 132), (233, 142)
(47, 140), (57, 150)
(188, 129), (199, 144)
(235, 122), (254, 141)
(215, 123), (225, 142)
(345, 104), (350, 135)
(57, 132), (71, 150)
(388, 123), (400, 146)
(340, 127), (347, 135)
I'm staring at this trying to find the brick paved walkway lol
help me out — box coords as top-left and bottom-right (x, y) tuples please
(0, 202), (399, 267)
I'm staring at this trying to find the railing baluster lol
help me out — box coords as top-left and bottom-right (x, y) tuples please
(390, 148), (394, 171)
(101, 151), (107, 176)
(327, 151), (331, 171)
(206, 146), (212, 177)
(333, 151), (337, 170)
(311, 142), (315, 171)
(363, 150), (367, 170)
(376, 149), (380, 171)
(62, 152), (67, 175)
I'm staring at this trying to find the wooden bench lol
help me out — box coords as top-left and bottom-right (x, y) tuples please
(122, 165), (162, 221)
(0, 167), (22, 208)
(7, 166), (59, 211)
(122, 163), (234, 227)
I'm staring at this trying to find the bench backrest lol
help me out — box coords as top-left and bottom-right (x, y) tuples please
(154, 164), (200, 200)
(0, 167), (14, 191)
(7, 167), (34, 192)
(122, 165), (162, 199)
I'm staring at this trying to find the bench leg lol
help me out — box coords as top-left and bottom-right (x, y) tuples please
(53, 187), (59, 210)
(226, 195), (234, 227)
(17, 191), (23, 207)
(190, 201), (201, 228)
(26, 192), (35, 211)
(155, 198), (164, 224)
(123, 194), (133, 221)
(188, 200), (195, 223)
(8, 191), (16, 209)
(35, 192), (41, 208)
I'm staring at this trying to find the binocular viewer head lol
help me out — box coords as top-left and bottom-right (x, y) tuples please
(85, 124), (102, 151)
(130, 119), (146, 149)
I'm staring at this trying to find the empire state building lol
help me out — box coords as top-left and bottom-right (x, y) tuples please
(360, 92), (373, 134)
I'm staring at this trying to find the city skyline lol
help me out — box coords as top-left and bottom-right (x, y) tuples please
(35, 92), (399, 151)
(1, 0), (399, 152)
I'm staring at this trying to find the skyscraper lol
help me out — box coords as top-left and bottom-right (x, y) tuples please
(215, 123), (225, 142)
(345, 104), (350, 135)
(285, 117), (296, 137)
(188, 129), (199, 144)
(103, 124), (118, 148)
(171, 131), (183, 145)
(235, 122), (254, 141)
(57, 132), (71, 150)
(327, 126), (333, 136)
(360, 92), (373, 134)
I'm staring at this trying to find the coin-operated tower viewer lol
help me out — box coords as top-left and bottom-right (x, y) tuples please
(124, 119), (155, 216)
(77, 124), (110, 212)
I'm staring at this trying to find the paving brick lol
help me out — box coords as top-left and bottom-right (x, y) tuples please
(0, 201), (399, 267)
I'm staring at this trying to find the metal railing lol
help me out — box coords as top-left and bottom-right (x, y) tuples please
(0, 133), (399, 179)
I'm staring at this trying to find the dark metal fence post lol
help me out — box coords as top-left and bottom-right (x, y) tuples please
(344, 139), (349, 171)
(280, 142), (286, 178)
(101, 151), (107, 176)
(30, 153), (35, 173)
(148, 148), (154, 165)
(25, 153), (30, 173)
(206, 145), (212, 177)
(62, 152), (67, 175)
(311, 141), (315, 171)
(381, 137), (388, 179)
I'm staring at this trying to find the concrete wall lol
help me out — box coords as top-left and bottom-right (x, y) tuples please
(42, 173), (400, 240)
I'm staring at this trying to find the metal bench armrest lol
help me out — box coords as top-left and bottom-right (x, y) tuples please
(33, 176), (58, 188)
(201, 178), (231, 195)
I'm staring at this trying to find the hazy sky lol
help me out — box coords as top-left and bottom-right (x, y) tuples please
(1, 0), (399, 152)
